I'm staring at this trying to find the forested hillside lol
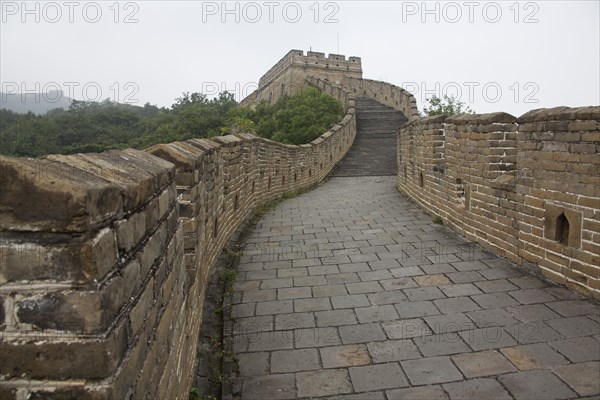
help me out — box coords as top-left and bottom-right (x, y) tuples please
(0, 87), (343, 157)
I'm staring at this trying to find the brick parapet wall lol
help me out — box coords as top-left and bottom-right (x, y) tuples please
(240, 50), (362, 107)
(0, 80), (356, 398)
(397, 106), (600, 299)
(257, 50), (362, 89)
(239, 51), (418, 126)
(340, 77), (420, 122)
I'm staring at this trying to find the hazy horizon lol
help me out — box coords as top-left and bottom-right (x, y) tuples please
(1, 1), (598, 117)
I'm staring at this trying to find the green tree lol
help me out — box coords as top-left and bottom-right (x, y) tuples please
(0, 87), (342, 157)
(422, 95), (474, 116)
(225, 86), (343, 145)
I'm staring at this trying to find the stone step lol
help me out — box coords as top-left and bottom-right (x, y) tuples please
(332, 97), (408, 177)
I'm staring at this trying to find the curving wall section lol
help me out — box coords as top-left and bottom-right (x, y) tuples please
(397, 106), (600, 299)
(340, 77), (420, 122)
(0, 79), (355, 398)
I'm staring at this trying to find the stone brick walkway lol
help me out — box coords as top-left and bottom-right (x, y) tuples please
(228, 176), (600, 399)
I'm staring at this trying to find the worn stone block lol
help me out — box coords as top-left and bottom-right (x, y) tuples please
(349, 363), (408, 392)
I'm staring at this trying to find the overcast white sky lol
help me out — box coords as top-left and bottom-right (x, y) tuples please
(1, 0), (598, 116)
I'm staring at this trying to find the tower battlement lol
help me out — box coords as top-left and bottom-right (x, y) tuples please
(257, 49), (362, 88)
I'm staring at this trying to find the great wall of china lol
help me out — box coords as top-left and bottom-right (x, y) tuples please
(0, 49), (598, 398)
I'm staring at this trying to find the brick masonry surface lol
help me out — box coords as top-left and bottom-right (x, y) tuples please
(1, 48), (598, 398)
(0, 78), (356, 399)
(398, 108), (600, 299)
(228, 176), (600, 399)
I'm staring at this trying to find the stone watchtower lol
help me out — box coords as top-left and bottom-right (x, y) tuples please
(240, 50), (362, 106)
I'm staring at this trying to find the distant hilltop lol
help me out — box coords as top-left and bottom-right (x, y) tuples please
(0, 90), (72, 114)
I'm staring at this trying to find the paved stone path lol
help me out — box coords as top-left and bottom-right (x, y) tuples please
(228, 176), (600, 399)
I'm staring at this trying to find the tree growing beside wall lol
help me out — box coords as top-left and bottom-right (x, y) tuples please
(422, 95), (474, 116)
(223, 86), (344, 145)
(1, 87), (343, 157)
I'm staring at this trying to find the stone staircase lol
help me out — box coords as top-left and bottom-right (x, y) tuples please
(332, 97), (408, 177)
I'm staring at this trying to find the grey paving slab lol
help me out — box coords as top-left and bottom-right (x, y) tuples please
(243, 289), (277, 303)
(367, 339), (421, 363)
(509, 276), (548, 289)
(386, 386), (449, 400)
(235, 279), (261, 291)
(355, 305), (399, 323)
(479, 268), (521, 279)
(459, 327), (517, 351)
(402, 356), (463, 385)
(395, 300), (441, 318)
(382, 318), (431, 339)
(271, 349), (320, 373)
(509, 288), (558, 304)
(256, 300), (294, 315)
(349, 363), (408, 392)
(327, 391), (386, 400)
(278, 286), (312, 300)
(439, 283), (483, 297)
(308, 264), (340, 275)
(294, 275), (327, 287)
(424, 313), (476, 334)
(451, 260), (489, 272)
(421, 263), (457, 275)
(232, 303), (255, 318)
(506, 303), (561, 322)
(326, 272), (361, 285)
(546, 316), (600, 338)
(312, 284), (348, 298)
(553, 362), (600, 397)
(346, 281), (383, 294)
(474, 279), (519, 293)
(404, 286), (446, 301)
(467, 308), (520, 328)
(241, 374), (296, 399)
(548, 300), (600, 317)
(339, 323), (387, 344)
(443, 378), (512, 400)
(232, 315), (273, 335)
(294, 298), (332, 312)
(470, 292), (519, 309)
(230, 175), (599, 399)
(389, 266), (424, 277)
(414, 332), (471, 356)
(545, 287), (586, 300)
(367, 290), (407, 305)
(338, 262), (371, 273)
(549, 336), (600, 362)
(296, 369), (353, 398)
(320, 344), (371, 368)
(275, 312), (315, 330)
(246, 270), (278, 280)
(506, 321), (564, 344)
(434, 296), (481, 313)
(261, 277), (294, 289)
(315, 309), (358, 327)
(278, 267), (308, 278)
(446, 271), (484, 283)
(247, 331), (295, 352)
(379, 277), (418, 291)
(331, 294), (370, 309)
(499, 369), (577, 399)
(501, 343), (570, 370)
(295, 327), (340, 348)
(451, 350), (516, 378)
(237, 352), (270, 376)
(358, 270), (393, 282)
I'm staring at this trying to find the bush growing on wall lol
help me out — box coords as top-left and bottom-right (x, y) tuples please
(224, 86), (344, 144)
